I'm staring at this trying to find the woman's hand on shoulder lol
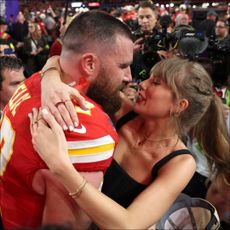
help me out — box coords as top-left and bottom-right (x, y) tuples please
(29, 107), (71, 174)
(41, 56), (88, 131)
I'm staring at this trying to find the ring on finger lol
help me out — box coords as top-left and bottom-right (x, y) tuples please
(55, 101), (64, 107)
(33, 121), (38, 125)
(33, 118), (43, 125)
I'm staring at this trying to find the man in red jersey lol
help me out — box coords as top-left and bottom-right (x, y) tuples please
(0, 11), (133, 229)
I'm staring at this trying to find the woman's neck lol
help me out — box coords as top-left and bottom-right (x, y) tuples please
(132, 119), (180, 157)
(138, 118), (177, 140)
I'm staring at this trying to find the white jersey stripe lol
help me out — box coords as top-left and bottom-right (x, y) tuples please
(69, 149), (114, 163)
(67, 135), (115, 149)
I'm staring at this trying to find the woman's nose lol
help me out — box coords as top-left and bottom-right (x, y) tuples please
(139, 80), (147, 90)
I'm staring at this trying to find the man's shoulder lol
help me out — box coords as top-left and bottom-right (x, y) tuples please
(80, 96), (107, 118)
(64, 96), (118, 172)
(66, 95), (118, 143)
(3, 72), (41, 123)
(23, 72), (42, 92)
(225, 34), (230, 42)
(71, 98), (115, 136)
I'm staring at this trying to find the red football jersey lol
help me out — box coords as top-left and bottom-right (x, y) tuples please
(0, 73), (118, 229)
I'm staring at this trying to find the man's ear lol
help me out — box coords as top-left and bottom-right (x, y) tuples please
(80, 53), (98, 79)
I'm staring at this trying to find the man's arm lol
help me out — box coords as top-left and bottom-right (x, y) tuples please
(32, 169), (103, 229)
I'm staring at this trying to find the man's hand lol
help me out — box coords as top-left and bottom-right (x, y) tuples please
(121, 82), (139, 103)
(134, 37), (144, 54)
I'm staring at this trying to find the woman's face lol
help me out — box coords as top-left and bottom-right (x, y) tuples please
(134, 76), (175, 119)
(28, 23), (36, 33)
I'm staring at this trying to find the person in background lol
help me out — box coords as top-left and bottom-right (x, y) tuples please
(123, 1), (161, 104)
(23, 22), (49, 75)
(0, 40), (15, 57)
(36, 13), (48, 37)
(197, 9), (218, 38)
(215, 19), (230, 42)
(131, 1), (161, 83)
(175, 13), (190, 27)
(7, 14), (15, 35)
(0, 16), (15, 54)
(44, 6), (57, 46)
(11, 11), (28, 59)
(32, 57), (229, 229)
(0, 10), (133, 230)
(0, 56), (25, 118)
(212, 19), (230, 87)
(13, 11), (28, 39)
(49, 17), (71, 57)
(206, 174), (230, 230)
(49, 24), (64, 57)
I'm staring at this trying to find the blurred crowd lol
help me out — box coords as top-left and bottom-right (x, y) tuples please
(0, 1), (230, 229)
(1, 2), (230, 84)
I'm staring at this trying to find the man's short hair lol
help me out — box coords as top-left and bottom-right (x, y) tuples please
(137, 1), (155, 12)
(217, 19), (229, 28)
(0, 56), (23, 86)
(62, 10), (132, 53)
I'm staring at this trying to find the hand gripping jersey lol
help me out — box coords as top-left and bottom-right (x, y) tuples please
(0, 73), (118, 229)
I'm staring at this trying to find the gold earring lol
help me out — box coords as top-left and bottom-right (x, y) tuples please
(174, 111), (180, 117)
(170, 109), (180, 117)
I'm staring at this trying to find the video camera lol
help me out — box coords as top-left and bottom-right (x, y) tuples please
(172, 28), (209, 59)
(133, 29), (164, 69)
(132, 15), (229, 86)
(174, 27), (229, 86)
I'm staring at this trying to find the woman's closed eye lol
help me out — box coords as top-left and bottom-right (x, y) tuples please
(152, 79), (161, 85)
(153, 81), (160, 85)
(150, 76), (161, 86)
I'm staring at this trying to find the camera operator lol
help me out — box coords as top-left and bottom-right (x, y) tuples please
(215, 19), (230, 43)
(197, 10), (218, 38)
(131, 1), (161, 83)
(209, 19), (230, 87)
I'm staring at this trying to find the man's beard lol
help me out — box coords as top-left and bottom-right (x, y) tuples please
(86, 71), (122, 118)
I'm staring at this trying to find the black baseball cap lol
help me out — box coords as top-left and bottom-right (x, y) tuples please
(207, 9), (218, 17)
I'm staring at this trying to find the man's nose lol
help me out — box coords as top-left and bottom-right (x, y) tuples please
(142, 17), (148, 23)
(123, 67), (132, 82)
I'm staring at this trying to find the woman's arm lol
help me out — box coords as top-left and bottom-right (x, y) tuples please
(41, 56), (88, 130)
(29, 108), (196, 229)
